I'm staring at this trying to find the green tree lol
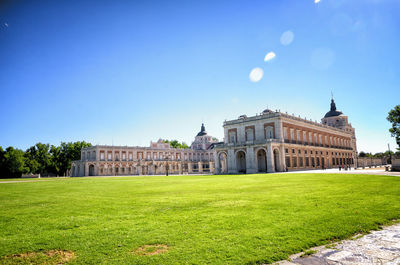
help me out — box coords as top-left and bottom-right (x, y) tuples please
(163, 139), (190, 149)
(48, 145), (62, 175)
(24, 143), (51, 174)
(58, 141), (91, 176)
(387, 105), (400, 150)
(2, 147), (28, 178)
(0, 146), (6, 177)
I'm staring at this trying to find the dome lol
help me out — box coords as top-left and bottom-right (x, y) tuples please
(324, 99), (343, 118)
(262, 109), (273, 114)
(196, 123), (207, 136)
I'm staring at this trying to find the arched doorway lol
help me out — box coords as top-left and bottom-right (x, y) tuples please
(257, 149), (267, 172)
(219, 152), (228, 174)
(273, 149), (280, 172)
(236, 151), (246, 174)
(89, 165), (95, 176)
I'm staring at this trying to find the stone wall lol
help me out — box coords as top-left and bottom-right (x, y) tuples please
(356, 157), (386, 168)
(392, 158), (400, 171)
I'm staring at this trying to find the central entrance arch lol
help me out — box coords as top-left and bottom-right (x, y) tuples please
(257, 149), (267, 172)
(89, 164), (95, 176)
(236, 150), (246, 174)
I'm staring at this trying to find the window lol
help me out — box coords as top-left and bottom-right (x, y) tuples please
(299, 157), (303, 167)
(292, 149), (295, 154)
(305, 157), (309, 166)
(290, 129), (295, 141)
(303, 131), (307, 143)
(296, 130), (300, 142)
(122, 153), (126, 160)
(100, 152), (105, 160)
(285, 148), (289, 154)
(293, 157), (297, 167)
(229, 131), (237, 143)
(265, 126), (273, 139)
(129, 153), (133, 161)
(298, 149), (301, 154)
(286, 157), (291, 167)
(107, 153), (112, 161)
(310, 150), (313, 154)
(284, 127), (288, 140)
(246, 128), (254, 141)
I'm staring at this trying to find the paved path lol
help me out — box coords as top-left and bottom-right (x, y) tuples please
(276, 167), (400, 177)
(275, 223), (400, 265)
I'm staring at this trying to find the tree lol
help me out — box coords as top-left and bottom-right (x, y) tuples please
(24, 143), (51, 174)
(48, 145), (61, 175)
(387, 105), (400, 150)
(161, 139), (190, 149)
(2, 147), (28, 178)
(0, 147), (6, 177)
(57, 141), (91, 176)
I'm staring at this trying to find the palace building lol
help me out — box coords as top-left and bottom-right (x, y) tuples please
(71, 98), (357, 176)
(71, 124), (218, 177)
(214, 98), (357, 174)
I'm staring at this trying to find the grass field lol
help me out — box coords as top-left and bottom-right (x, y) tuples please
(0, 173), (399, 264)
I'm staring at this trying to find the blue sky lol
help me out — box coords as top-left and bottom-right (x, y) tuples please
(0, 0), (399, 153)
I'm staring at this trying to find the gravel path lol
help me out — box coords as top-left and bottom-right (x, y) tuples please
(275, 223), (400, 265)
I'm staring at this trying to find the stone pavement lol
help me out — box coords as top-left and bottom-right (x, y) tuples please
(275, 223), (400, 265)
(275, 167), (400, 177)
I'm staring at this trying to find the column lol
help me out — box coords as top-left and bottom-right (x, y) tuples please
(188, 162), (193, 173)
(84, 163), (89, 176)
(215, 153), (221, 174)
(267, 145), (275, 173)
(198, 162), (203, 173)
(94, 163), (99, 176)
(227, 149), (237, 174)
(210, 162), (215, 174)
(246, 147), (257, 174)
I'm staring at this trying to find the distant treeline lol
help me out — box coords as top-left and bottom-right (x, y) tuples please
(358, 151), (399, 158)
(161, 139), (190, 149)
(0, 141), (91, 178)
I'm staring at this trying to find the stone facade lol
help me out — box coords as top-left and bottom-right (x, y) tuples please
(357, 157), (387, 168)
(392, 158), (400, 171)
(71, 124), (217, 177)
(214, 99), (357, 174)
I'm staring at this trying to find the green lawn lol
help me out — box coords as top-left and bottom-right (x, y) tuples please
(0, 173), (399, 264)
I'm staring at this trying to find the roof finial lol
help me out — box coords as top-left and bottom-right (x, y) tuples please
(331, 91), (334, 101)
